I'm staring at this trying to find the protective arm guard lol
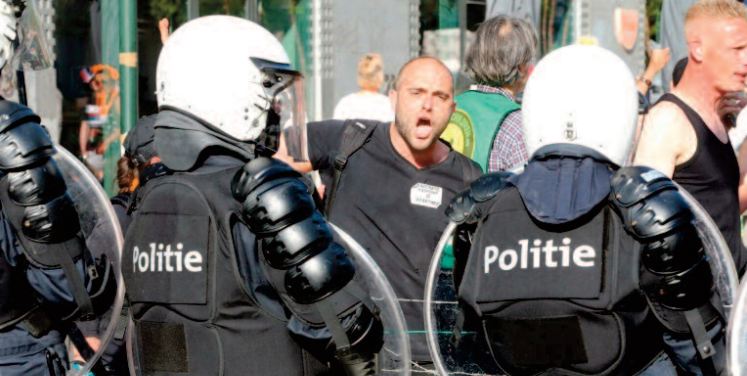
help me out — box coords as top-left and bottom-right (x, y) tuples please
(0, 101), (113, 321)
(610, 166), (721, 359)
(446, 171), (514, 225)
(232, 157), (383, 375)
(446, 172), (513, 287)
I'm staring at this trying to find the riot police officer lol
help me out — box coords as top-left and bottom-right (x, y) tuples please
(0, 1), (119, 375)
(122, 15), (406, 376)
(436, 45), (729, 375)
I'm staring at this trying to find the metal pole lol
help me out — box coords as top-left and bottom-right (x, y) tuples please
(245, 0), (258, 21)
(459, 0), (467, 71)
(574, 0), (583, 44)
(119, 0), (137, 137)
(101, 0), (120, 195)
(312, 0), (322, 121)
(187, 0), (200, 20)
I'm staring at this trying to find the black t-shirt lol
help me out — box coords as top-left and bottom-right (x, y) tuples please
(308, 120), (482, 360)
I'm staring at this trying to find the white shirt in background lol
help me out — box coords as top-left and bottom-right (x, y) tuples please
(731, 107), (747, 152)
(333, 91), (394, 123)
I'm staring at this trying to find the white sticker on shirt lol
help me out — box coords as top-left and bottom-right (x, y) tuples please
(410, 183), (443, 209)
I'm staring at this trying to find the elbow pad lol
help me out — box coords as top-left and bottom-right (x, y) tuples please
(0, 101), (83, 268)
(232, 157), (355, 304)
(0, 101), (102, 321)
(611, 166), (715, 314)
(0, 101), (82, 267)
(234, 158), (384, 373)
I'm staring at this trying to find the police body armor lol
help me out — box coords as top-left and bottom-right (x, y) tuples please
(459, 187), (662, 375)
(452, 168), (721, 375)
(123, 165), (325, 376)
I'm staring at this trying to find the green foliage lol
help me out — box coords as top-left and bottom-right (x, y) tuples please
(149, 0), (180, 20)
(199, 0), (246, 16)
(148, 0), (187, 26)
(647, 0), (663, 41)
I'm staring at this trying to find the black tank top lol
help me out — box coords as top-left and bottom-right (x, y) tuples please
(660, 93), (744, 273)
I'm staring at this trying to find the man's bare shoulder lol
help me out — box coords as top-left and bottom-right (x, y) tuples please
(643, 100), (691, 133)
(634, 100), (696, 176)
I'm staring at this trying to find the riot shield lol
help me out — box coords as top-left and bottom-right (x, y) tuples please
(53, 146), (125, 376)
(424, 222), (497, 375)
(677, 183), (739, 319)
(331, 223), (411, 375)
(728, 279), (747, 376)
(423, 183), (738, 375)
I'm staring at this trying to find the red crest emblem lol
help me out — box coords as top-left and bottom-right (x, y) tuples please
(614, 8), (639, 51)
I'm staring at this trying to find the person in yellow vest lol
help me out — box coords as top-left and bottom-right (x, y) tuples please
(442, 15), (537, 172)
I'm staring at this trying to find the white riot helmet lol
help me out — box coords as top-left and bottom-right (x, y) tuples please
(156, 15), (306, 158)
(522, 44), (638, 166)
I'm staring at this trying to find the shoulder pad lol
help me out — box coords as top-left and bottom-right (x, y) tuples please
(231, 157), (302, 202)
(446, 171), (513, 224)
(0, 100), (41, 133)
(610, 166), (675, 207)
(610, 166), (692, 239)
(0, 117), (53, 171)
(470, 171), (514, 202)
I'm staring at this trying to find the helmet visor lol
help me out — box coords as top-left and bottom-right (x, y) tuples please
(253, 57), (307, 161)
(273, 75), (307, 161)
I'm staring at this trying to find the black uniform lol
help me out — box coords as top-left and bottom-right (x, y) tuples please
(0, 100), (114, 375)
(308, 120), (482, 360)
(123, 110), (381, 376)
(79, 115), (173, 376)
(450, 150), (724, 375)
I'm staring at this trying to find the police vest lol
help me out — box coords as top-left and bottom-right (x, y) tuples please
(443, 90), (520, 172)
(458, 188), (664, 375)
(123, 165), (326, 376)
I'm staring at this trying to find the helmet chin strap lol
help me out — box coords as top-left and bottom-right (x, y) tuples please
(253, 107), (280, 156)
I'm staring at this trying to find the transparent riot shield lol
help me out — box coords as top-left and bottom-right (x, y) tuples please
(424, 222), (496, 375)
(331, 223), (411, 375)
(677, 184), (739, 319)
(125, 223), (410, 376)
(423, 184), (739, 375)
(53, 146), (125, 376)
(728, 279), (747, 376)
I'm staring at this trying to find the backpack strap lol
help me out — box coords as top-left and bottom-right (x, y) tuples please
(323, 120), (377, 215)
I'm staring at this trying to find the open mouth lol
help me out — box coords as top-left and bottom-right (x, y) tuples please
(415, 117), (432, 138)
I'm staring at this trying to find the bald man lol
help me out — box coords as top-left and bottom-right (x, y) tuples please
(635, 0), (747, 274)
(276, 57), (482, 363)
